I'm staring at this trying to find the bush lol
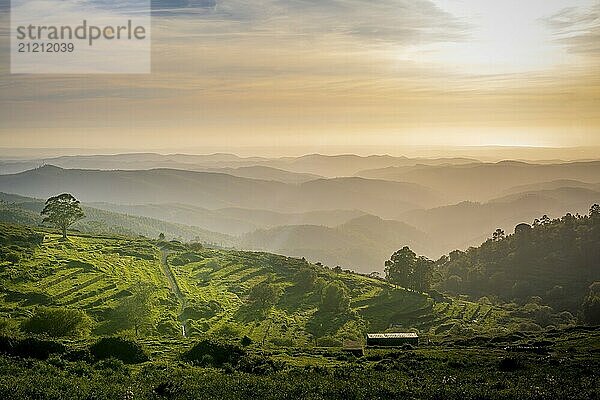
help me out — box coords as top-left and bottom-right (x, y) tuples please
(21, 307), (91, 337)
(248, 283), (282, 309)
(171, 252), (203, 266)
(89, 337), (149, 364)
(518, 322), (542, 332)
(241, 335), (253, 347)
(0, 317), (18, 335)
(317, 336), (342, 347)
(0, 336), (66, 360)
(181, 338), (245, 367)
(319, 281), (350, 313)
(236, 354), (284, 374)
(498, 356), (524, 371)
(295, 268), (317, 289)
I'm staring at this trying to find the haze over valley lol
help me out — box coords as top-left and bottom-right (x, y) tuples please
(1, 151), (598, 273)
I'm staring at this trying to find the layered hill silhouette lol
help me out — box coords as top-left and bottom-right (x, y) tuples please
(0, 153), (477, 176)
(0, 165), (443, 215)
(240, 215), (430, 272)
(357, 161), (600, 201)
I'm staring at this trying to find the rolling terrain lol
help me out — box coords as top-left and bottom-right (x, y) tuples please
(357, 161), (600, 201)
(0, 165), (443, 215)
(240, 215), (431, 272)
(0, 223), (514, 344)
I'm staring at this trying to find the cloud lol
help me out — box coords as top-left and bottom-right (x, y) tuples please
(544, 2), (600, 57)
(150, 0), (467, 44)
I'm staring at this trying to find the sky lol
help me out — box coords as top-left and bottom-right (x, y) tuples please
(0, 0), (599, 155)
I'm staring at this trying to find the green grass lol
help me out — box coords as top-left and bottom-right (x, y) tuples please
(0, 222), (598, 399)
(0, 222), (568, 344)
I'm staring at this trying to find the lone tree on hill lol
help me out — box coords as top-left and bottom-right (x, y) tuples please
(41, 193), (85, 239)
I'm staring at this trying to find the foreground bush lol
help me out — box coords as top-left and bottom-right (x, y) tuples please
(89, 337), (149, 364)
(0, 336), (65, 360)
(181, 338), (245, 367)
(21, 307), (91, 338)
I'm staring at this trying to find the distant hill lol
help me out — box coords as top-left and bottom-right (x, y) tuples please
(500, 179), (600, 196)
(0, 193), (233, 245)
(201, 166), (322, 183)
(240, 215), (430, 273)
(399, 187), (600, 256)
(0, 166), (443, 216)
(0, 153), (478, 177)
(89, 202), (366, 236)
(357, 161), (600, 201)
(490, 187), (600, 211)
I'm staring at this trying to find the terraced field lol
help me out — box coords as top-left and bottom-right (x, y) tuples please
(0, 223), (523, 344)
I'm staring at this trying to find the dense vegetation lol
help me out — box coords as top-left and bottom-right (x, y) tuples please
(0, 212), (597, 399)
(0, 327), (598, 399)
(433, 206), (600, 319)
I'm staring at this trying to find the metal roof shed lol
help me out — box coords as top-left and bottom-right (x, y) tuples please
(366, 332), (419, 347)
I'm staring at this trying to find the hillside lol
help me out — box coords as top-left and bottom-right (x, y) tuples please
(240, 215), (431, 273)
(0, 193), (233, 245)
(433, 207), (600, 313)
(0, 223), (523, 344)
(89, 202), (366, 236)
(398, 190), (600, 256)
(500, 179), (600, 196)
(0, 165), (443, 215)
(201, 166), (323, 183)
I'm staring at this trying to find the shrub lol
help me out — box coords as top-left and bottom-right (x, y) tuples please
(240, 335), (253, 347)
(89, 337), (149, 364)
(237, 354), (284, 374)
(248, 282), (282, 308)
(181, 338), (245, 367)
(171, 252), (203, 266)
(21, 307), (91, 337)
(213, 323), (241, 338)
(0, 317), (18, 335)
(498, 356), (524, 371)
(295, 268), (317, 289)
(319, 281), (350, 313)
(9, 337), (66, 360)
(317, 336), (342, 347)
(156, 319), (181, 336)
(518, 322), (542, 332)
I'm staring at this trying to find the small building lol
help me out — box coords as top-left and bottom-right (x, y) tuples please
(366, 332), (418, 347)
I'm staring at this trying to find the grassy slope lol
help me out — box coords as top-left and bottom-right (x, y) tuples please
(0, 223), (522, 345)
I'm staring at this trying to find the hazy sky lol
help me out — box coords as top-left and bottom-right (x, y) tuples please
(1, 0), (599, 153)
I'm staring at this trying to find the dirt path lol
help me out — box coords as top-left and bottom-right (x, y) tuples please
(159, 249), (188, 337)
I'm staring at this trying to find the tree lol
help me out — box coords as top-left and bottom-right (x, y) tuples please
(115, 283), (156, 336)
(385, 246), (415, 287)
(581, 282), (600, 325)
(492, 228), (505, 241)
(384, 246), (433, 291)
(41, 193), (85, 239)
(295, 267), (317, 290)
(413, 256), (434, 291)
(319, 281), (350, 313)
(248, 282), (281, 309)
(590, 204), (600, 218)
